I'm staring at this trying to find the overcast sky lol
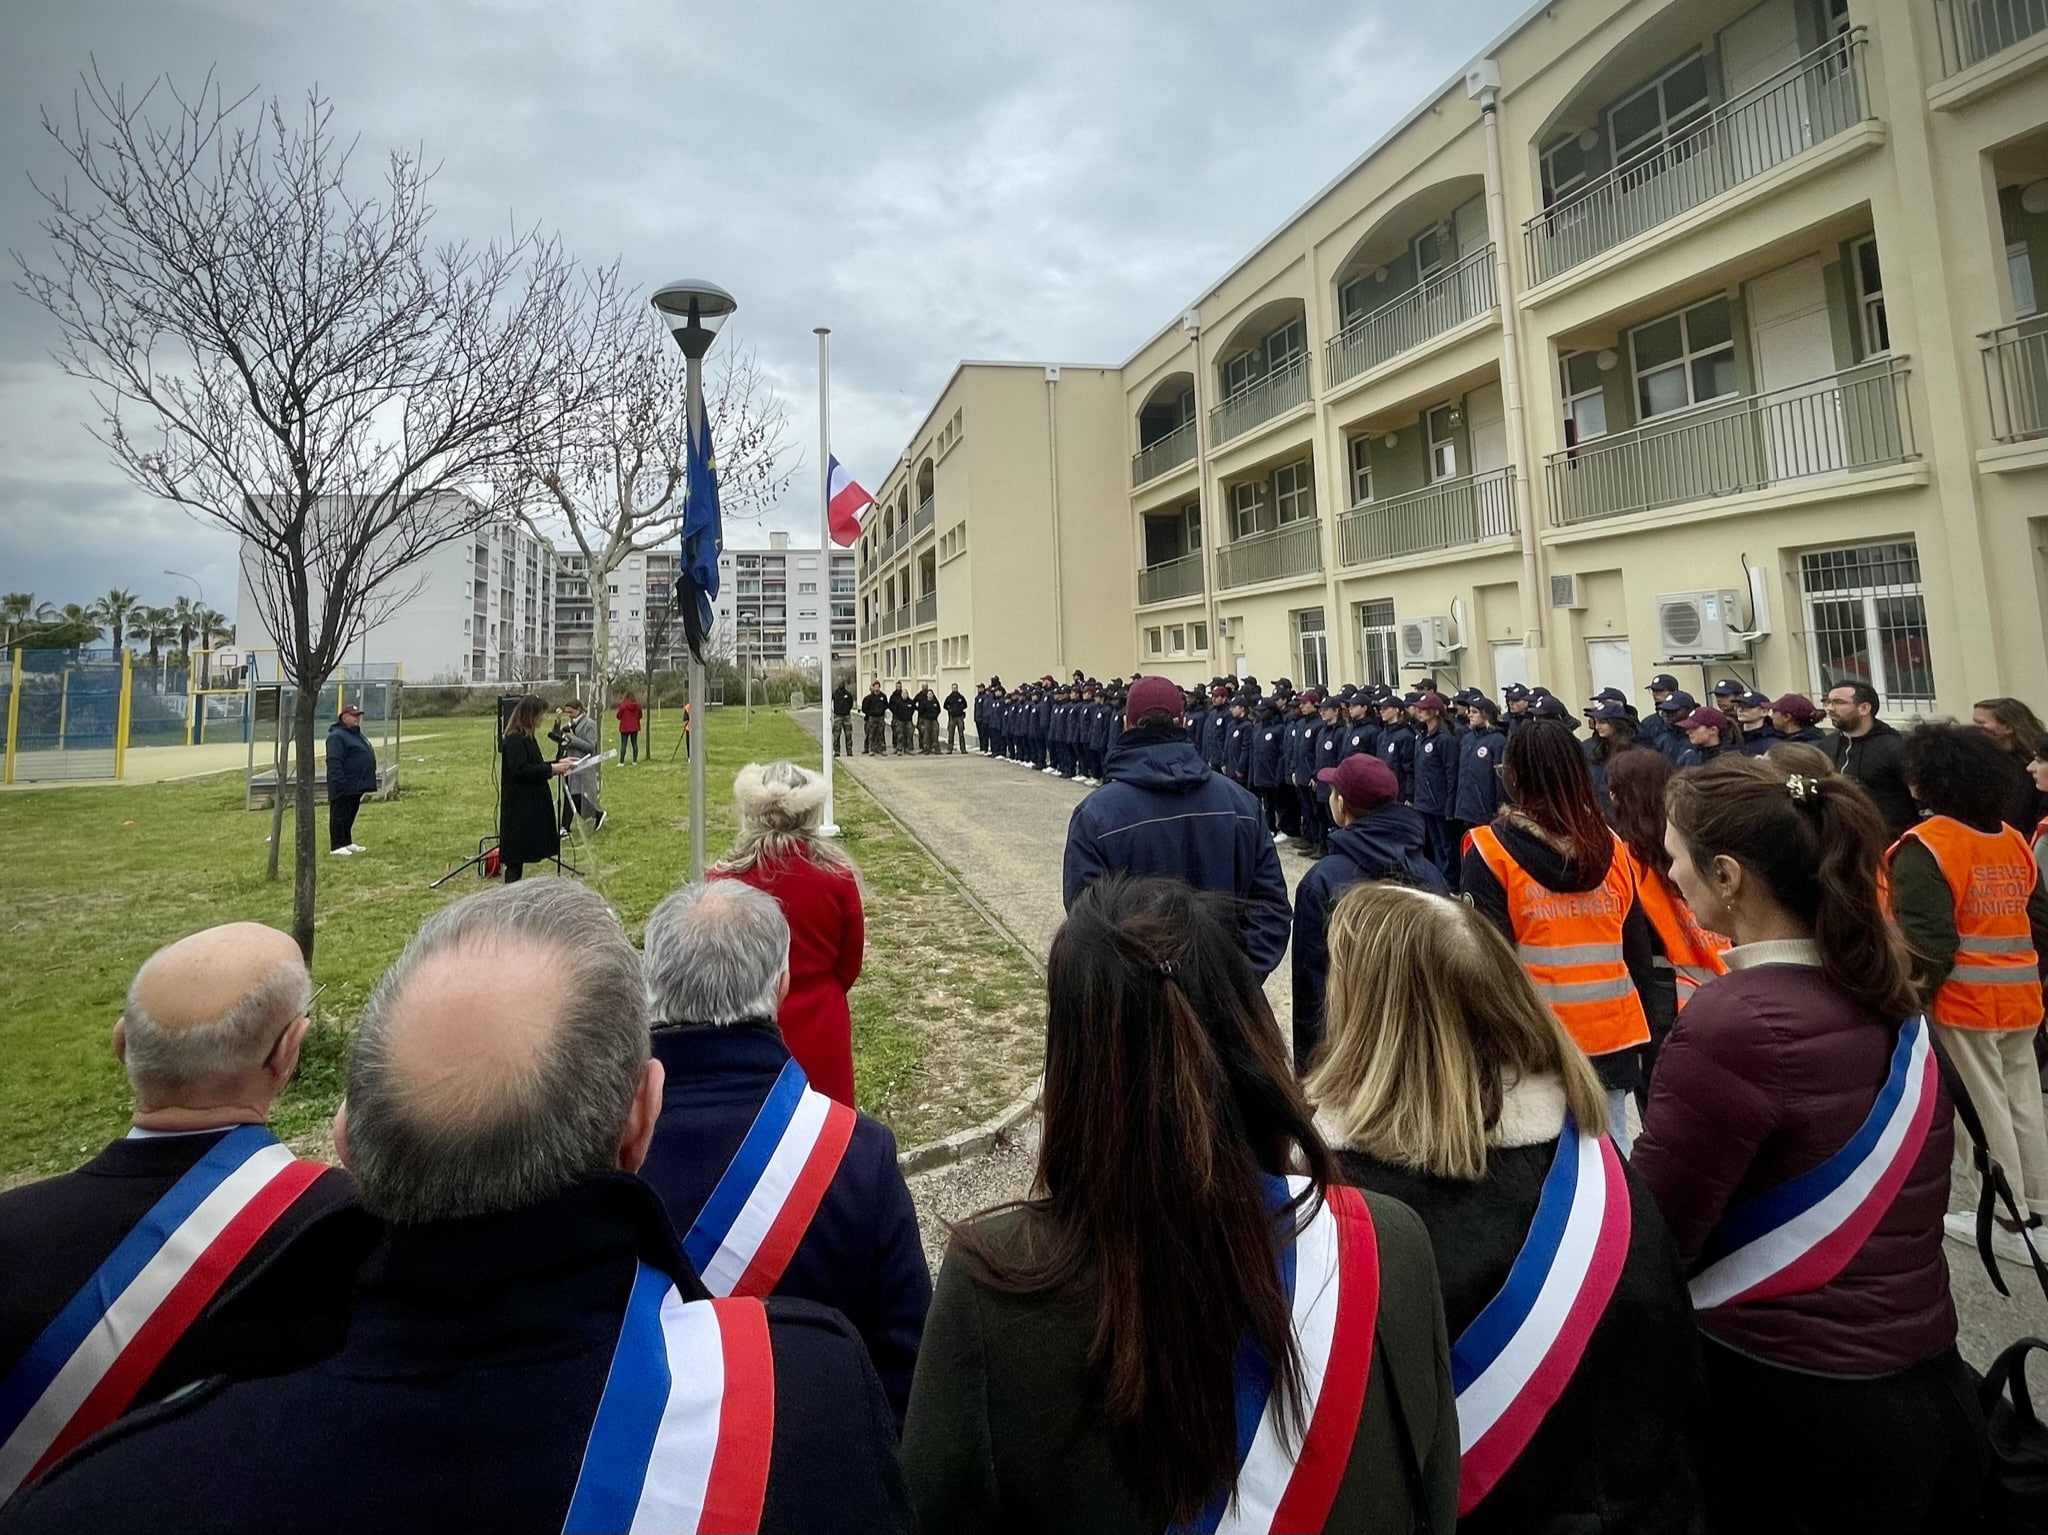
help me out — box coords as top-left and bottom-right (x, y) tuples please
(0, 0), (1531, 617)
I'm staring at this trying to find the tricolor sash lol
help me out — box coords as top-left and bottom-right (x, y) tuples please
(1450, 1120), (1631, 1516)
(0, 1125), (326, 1499)
(1174, 1178), (1379, 1535)
(563, 1263), (774, 1535)
(1690, 1014), (1938, 1311)
(682, 1059), (855, 1297)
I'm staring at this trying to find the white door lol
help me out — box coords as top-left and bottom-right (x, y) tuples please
(1586, 637), (1634, 700)
(1467, 383), (1508, 473)
(1490, 639), (1528, 694)
(1749, 257), (1843, 481)
(1720, 0), (1808, 177)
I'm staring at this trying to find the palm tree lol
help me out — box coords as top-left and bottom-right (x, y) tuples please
(136, 605), (173, 670)
(90, 588), (141, 656)
(0, 593), (34, 649)
(169, 596), (198, 660)
(194, 605), (229, 652)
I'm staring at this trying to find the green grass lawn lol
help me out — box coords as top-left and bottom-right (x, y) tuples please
(0, 706), (1044, 1181)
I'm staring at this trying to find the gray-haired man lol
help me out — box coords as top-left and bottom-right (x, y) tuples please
(636, 881), (929, 1428)
(0, 883), (911, 1534)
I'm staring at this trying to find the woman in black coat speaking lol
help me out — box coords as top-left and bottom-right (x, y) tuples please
(499, 694), (573, 882)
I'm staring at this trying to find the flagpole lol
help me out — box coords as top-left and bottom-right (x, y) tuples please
(814, 326), (839, 838)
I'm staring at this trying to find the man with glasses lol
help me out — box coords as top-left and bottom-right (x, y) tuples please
(1824, 680), (1917, 839)
(0, 925), (360, 1504)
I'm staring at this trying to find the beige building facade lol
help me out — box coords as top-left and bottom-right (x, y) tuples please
(860, 0), (2048, 717)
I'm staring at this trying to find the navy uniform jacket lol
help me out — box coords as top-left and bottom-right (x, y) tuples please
(1200, 708), (1227, 770)
(1412, 725), (1459, 817)
(1376, 722), (1417, 802)
(1250, 713), (1287, 790)
(0, 1177), (912, 1535)
(1034, 694), (1053, 740)
(1313, 720), (1345, 783)
(1093, 704), (1118, 757)
(1637, 712), (1677, 759)
(1224, 717), (1253, 780)
(1454, 726), (1508, 826)
(1281, 718), (1308, 788)
(637, 1026), (930, 1429)
(1342, 718), (1380, 762)
(0, 1133), (366, 1433)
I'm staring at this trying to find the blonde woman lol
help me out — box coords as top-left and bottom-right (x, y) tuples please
(709, 761), (864, 1105)
(1309, 882), (1705, 1533)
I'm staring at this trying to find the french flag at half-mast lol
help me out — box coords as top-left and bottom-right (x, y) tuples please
(826, 455), (873, 547)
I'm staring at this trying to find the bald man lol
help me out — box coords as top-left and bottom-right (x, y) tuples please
(0, 882), (912, 1535)
(0, 925), (360, 1506)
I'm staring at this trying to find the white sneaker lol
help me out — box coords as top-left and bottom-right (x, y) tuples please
(1946, 1210), (2045, 1265)
(330, 846), (353, 857)
(1273, 832), (1291, 845)
(347, 843), (366, 853)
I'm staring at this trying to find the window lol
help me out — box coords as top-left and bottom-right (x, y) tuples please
(1541, 132), (1595, 203)
(1191, 621), (1209, 653)
(1145, 627), (1165, 658)
(1273, 460), (1314, 525)
(1412, 223), (1453, 280)
(607, 583), (619, 595)
(1357, 599), (1399, 687)
(1427, 403), (1459, 480)
(1799, 541), (1934, 707)
(1560, 350), (1610, 448)
(628, 583), (641, 596)
(1631, 297), (1737, 419)
(1294, 607), (1329, 691)
(2011, 243), (2038, 320)
(628, 608), (639, 619)
(1168, 624), (1187, 655)
(1854, 238), (1889, 356)
(1182, 500), (1202, 550)
(797, 581), (817, 594)
(1222, 315), (1307, 397)
(1608, 53), (1711, 170)
(1347, 434), (1374, 505)
(800, 631), (817, 643)
(1232, 479), (1266, 538)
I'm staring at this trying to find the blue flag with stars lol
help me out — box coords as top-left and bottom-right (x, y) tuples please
(678, 389), (721, 661)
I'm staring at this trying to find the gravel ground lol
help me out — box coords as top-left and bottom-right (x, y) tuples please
(801, 714), (2048, 1369)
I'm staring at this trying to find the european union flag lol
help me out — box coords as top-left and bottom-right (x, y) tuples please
(679, 388), (721, 662)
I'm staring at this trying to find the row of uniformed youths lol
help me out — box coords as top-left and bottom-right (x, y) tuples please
(834, 680), (970, 755)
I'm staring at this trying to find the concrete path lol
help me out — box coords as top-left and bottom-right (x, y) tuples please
(802, 715), (2048, 1364)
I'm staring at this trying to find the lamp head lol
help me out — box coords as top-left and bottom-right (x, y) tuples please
(651, 279), (737, 360)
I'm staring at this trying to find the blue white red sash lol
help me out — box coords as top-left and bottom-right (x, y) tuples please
(1450, 1120), (1630, 1516)
(0, 1125), (325, 1499)
(1175, 1178), (1379, 1535)
(563, 1263), (774, 1535)
(682, 1059), (855, 1298)
(1690, 1014), (1938, 1311)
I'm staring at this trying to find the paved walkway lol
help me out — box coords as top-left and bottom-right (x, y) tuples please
(805, 716), (2048, 1362)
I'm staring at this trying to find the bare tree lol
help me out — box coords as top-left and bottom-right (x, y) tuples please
(16, 69), (599, 958)
(512, 296), (794, 712)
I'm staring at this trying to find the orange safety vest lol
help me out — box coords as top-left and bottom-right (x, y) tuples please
(1623, 850), (1730, 1010)
(1889, 816), (2044, 1032)
(1469, 823), (1650, 1057)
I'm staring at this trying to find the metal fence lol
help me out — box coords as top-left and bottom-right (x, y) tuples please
(1524, 32), (1869, 284)
(1337, 468), (1517, 566)
(1545, 358), (1914, 527)
(1326, 246), (1497, 387)
(1138, 551), (1205, 605)
(913, 498), (934, 535)
(1934, 0), (2048, 73)
(1216, 519), (1322, 590)
(914, 592), (937, 626)
(1209, 353), (1312, 445)
(3, 649), (129, 784)
(1982, 322), (2048, 443)
(1132, 420), (1197, 485)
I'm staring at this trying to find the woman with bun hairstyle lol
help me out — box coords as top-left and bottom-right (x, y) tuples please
(710, 760), (864, 1105)
(1634, 755), (1976, 1533)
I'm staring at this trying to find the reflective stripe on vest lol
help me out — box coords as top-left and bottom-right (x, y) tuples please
(1621, 845), (1728, 1011)
(1470, 823), (1649, 1056)
(1888, 818), (2045, 1033)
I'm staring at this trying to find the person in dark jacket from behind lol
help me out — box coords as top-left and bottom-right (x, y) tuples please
(1291, 753), (1447, 1072)
(1822, 681), (1918, 839)
(324, 702), (378, 854)
(1063, 677), (1291, 978)
(636, 881), (929, 1428)
(0, 882), (912, 1535)
(1454, 697), (1508, 831)
(903, 876), (1459, 1535)
(1249, 693), (1294, 842)
(1410, 692), (1460, 878)
(1310, 883), (1708, 1535)
(1635, 756), (1979, 1534)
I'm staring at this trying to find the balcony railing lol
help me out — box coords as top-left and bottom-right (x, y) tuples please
(1209, 352), (1312, 445)
(1337, 468), (1517, 565)
(1326, 246), (1498, 388)
(881, 609), (903, 636)
(1983, 322), (2048, 443)
(893, 605), (911, 632)
(1523, 32), (1870, 284)
(1216, 518), (1322, 590)
(1132, 420), (1198, 485)
(914, 592), (937, 626)
(1138, 551), (1205, 605)
(913, 498), (934, 535)
(1936, 0), (2048, 73)
(1545, 358), (1914, 527)
(881, 524), (907, 560)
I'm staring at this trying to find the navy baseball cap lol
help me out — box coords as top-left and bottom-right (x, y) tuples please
(1591, 687), (1628, 704)
(1531, 696), (1571, 721)
(1503, 683), (1530, 702)
(1712, 678), (1746, 698)
(1586, 699), (1631, 721)
(1647, 674), (1680, 692)
(1739, 690), (1772, 710)
(1657, 690), (1698, 714)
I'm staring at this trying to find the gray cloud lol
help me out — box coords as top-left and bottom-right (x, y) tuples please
(0, 0), (1530, 609)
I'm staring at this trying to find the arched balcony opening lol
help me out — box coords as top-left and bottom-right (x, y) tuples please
(914, 460), (936, 535)
(1132, 371), (1198, 484)
(1326, 175), (1494, 387)
(1211, 299), (1311, 445)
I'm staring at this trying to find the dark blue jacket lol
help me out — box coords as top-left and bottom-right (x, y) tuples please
(1675, 742), (1724, 771)
(1637, 712), (1677, 759)
(639, 1026), (929, 1429)
(1283, 717), (1314, 789)
(1454, 726), (1508, 826)
(1412, 725), (1459, 817)
(1224, 716), (1253, 780)
(1250, 711), (1287, 791)
(1376, 722), (1416, 802)
(1199, 707), (1227, 770)
(1289, 807), (1448, 1070)
(1312, 720), (1344, 789)
(0, 1177), (911, 1535)
(324, 719), (378, 796)
(1093, 704), (1118, 755)
(1342, 718), (1379, 762)
(1064, 728), (1291, 977)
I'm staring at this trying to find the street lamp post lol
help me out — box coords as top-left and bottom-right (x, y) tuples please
(651, 279), (736, 882)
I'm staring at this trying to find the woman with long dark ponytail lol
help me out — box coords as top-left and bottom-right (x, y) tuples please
(901, 875), (1457, 1533)
(1634, 755), (1978, 1533)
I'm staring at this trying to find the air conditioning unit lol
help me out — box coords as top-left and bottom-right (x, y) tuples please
(1657, 589), (1743, 657)
(1550, 573), (1585, 610)
(1400, 616), (1452, 667)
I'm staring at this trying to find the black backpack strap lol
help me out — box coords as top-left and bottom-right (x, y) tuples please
(1927, 1025), (2048, 1304)
(1981, 1337), (2048, 1423)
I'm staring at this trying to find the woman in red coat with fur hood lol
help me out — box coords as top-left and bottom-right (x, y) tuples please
(709, 760), (866, 1104)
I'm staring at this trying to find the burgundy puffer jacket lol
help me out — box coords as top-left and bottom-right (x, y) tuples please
(1633, 958), (1956, 1375)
